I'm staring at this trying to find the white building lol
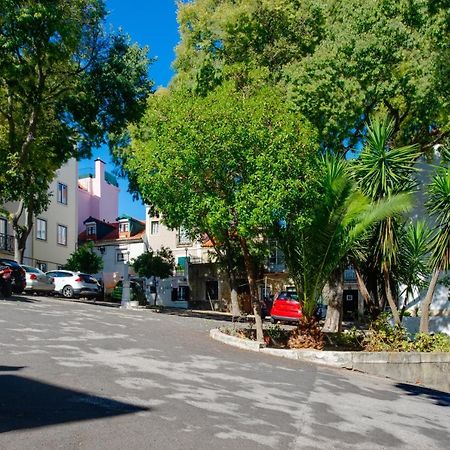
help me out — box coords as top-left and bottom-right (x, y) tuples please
(78, 215), (147, 292)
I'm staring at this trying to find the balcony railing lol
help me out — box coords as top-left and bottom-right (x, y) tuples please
(0, 233), (14, 253)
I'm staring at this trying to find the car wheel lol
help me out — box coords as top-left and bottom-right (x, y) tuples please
(62, 285), (74, 298)
(270, 317), (275, 324)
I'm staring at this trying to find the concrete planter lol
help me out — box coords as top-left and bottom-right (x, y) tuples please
(210, 328), (450, 393)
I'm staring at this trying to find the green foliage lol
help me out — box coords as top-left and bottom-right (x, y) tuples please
(413, 333), (450, 352)
(174, 0), (450, 153)
(131, 247), (174, 279)
(397, 220), (432, 299)
(266, 324), (286, 343)
(0, 0), (152, 258)
(363, 313), (412, 352)
(281, 151), (411, 318)
(65, 242), (103, 274)
(426, 165), (450, 272)
(325, 327), (364, 350)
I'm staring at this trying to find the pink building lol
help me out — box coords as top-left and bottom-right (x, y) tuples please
(77, 159), (119, 232)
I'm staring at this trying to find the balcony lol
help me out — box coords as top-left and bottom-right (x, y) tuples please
(0, 233), (14, 254)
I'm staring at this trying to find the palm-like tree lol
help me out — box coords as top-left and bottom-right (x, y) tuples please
(397, 220), (432, 320)
(420, 166), (450, 332)
(354, 117), (420, 325)
(281, 154), (410, 329)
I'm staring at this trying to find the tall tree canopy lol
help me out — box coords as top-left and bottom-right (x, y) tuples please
(0, 0), (152, 260)
(124, 81), (320, 341)
(174, 0), (449, 153)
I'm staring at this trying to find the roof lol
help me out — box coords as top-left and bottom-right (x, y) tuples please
(78, 217), (146, 244)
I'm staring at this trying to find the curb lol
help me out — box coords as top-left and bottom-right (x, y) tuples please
(209, 328), (352, 366)
(210, 328), (450, 393)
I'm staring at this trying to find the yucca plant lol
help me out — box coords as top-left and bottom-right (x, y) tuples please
(420, 165), (450, 333)
(354, 116), (420, 325)
(397, 220), (432, 320)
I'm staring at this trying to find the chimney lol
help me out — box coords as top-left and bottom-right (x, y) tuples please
(94, 158), (105, 197)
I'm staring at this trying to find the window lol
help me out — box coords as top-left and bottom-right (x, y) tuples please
(37, 262), (47, 272)
(116, 251), (128, 262)
(150, 221), (159, 235)
(0, 218), (7, 250)
(0, 218), (6, 235)
(177, 227), (191, 245)
(57, 182), (68, 205)
(36, 218), (47, 240)
(119, 222), (129, 233)
(57, 224), (67, 246)
(86, 224), (96, 236)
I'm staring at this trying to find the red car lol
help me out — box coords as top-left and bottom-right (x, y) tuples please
(270, 291), (302, 323)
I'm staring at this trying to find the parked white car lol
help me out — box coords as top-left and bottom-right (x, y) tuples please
(45, 270), (101, 298)
(22, 265), (55, 294)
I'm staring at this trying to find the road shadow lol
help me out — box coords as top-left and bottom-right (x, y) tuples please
(0, 295), (41, 303)
(0, 374), (149, 433)
(0, 365), (25, 372)
(395, 382), (450, 407)
(150, 307), (255, 323)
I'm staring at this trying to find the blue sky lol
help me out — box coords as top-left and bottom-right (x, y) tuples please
(79, 0), (180, 220)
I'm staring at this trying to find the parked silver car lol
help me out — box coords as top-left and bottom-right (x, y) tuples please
(45, 270), (101, 298)
(22, 265), (55, 294)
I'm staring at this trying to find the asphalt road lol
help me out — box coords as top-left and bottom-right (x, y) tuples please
(0, 295), (449, 450)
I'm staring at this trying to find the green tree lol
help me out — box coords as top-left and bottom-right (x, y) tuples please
(0, 0), (152, 262)
(353, 117), (420, 325)
(131, 247), (175, 279)
(65, 241), (103, 274)
(124, 81), (320, 342)
(280, 154), (410, 333)
(397, 220), (432, 320)
(420, 165), (450, 332)
(174, 0), (449, 153)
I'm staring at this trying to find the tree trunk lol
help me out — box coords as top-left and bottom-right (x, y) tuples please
(365, 268), (381, 318)
(240, 238), (264, 343)
(419, 268), (440, 333)
(322, 268), (343, 333)
(229, 272), (241, 318)
(11, 201), (33, 263)
(383, 267), (401, 326)
(225, 241), (241, 317)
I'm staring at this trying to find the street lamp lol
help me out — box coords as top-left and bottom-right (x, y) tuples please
(121, 246), (131, 309)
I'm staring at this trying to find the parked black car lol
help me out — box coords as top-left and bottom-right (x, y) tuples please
(0, 258), (26, 294)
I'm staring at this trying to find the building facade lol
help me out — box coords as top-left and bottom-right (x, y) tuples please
(78, 158), (119, 233)
(79, 215), (147, 292)
(1, 159), (78, 271)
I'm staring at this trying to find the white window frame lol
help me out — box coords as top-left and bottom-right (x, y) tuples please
(57, 182), (68, 205)
(0, 217), (6, 234)
(86, 224), (96, 236)
(150, 220), (159, 235)
(57, 224), (67, 246)
(116, 250), (128, 262)
(119, 222), (129, 233)
(36, 218), (47, 240)
(177, 226), (191, 245)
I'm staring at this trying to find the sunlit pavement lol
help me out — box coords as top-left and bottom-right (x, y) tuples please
(0, 295), (449, 450)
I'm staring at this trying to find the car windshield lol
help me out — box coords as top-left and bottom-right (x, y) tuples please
(277, 292), (298, 300)
(23, 266), (40, 274)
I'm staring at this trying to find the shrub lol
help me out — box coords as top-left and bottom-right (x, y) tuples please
(412, 333), (450, 352)
(265, 324), (290, 347)
(363, 313), (412, 352)
(326, 327), (364, 350)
